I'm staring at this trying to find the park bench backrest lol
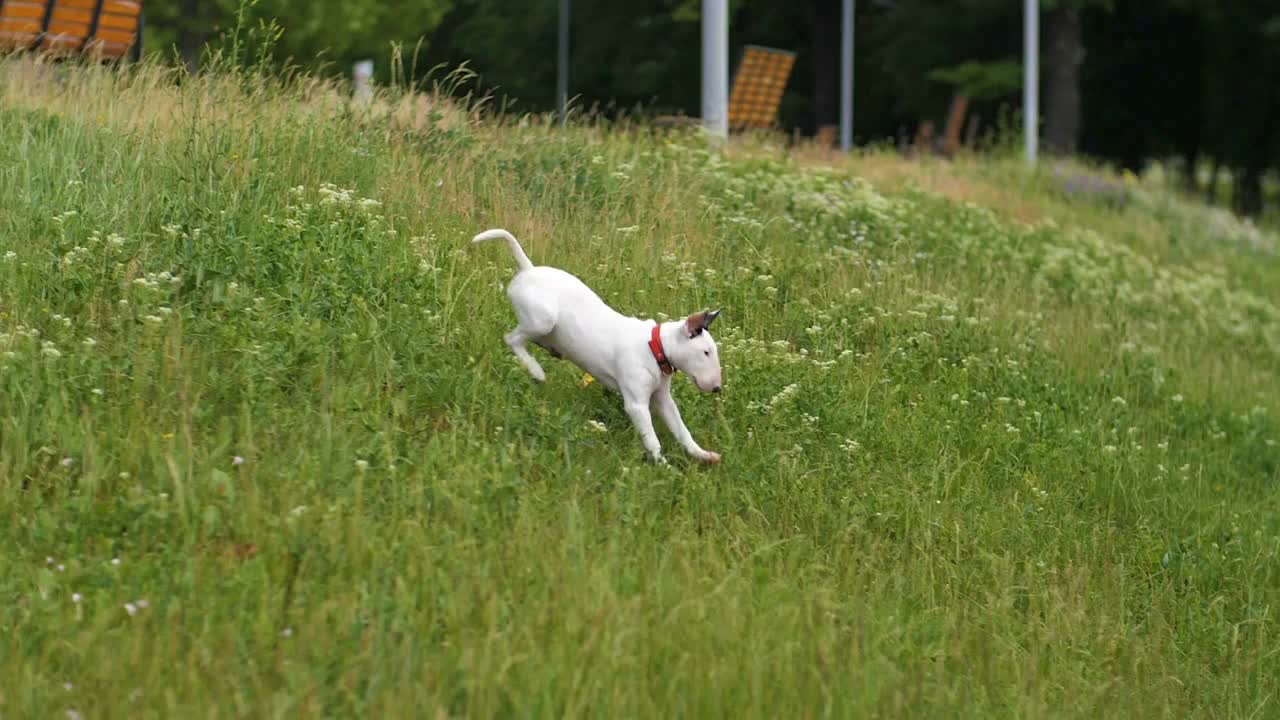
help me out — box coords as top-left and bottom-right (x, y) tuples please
(0, 0), (142, 60)
(728, 45), (796, 131)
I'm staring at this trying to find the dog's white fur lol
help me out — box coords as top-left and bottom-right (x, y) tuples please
(473, 228), (723, 464)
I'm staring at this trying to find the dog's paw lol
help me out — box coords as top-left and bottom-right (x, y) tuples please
(530, 368), (547, 383)
(700, 451), (722, 464)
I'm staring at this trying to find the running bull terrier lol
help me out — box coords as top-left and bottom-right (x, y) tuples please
(473, 228), (723, 464)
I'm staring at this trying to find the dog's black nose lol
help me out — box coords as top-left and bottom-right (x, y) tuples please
(713, 385), (722, 393)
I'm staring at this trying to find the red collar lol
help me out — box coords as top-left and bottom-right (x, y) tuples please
(649, 324), (675, 375)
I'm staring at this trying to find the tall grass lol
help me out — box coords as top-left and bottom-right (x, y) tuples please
(1, 55), (1278, 718)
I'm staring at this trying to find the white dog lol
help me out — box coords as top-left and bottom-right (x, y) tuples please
(473, 228), (723, 464)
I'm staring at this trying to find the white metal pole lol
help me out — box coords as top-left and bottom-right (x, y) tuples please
(702, 0), (728, 138)
(1024, 0), (1038, 165)
(557, 0), (570, 126)
(840, 0), (854, 151)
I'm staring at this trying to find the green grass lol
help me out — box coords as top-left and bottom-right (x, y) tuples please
(2, 56), (1279, 718)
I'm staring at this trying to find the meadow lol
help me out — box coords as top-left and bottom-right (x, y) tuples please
(1, 55), (1279, 718)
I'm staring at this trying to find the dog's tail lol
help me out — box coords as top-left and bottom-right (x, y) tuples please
(472, 228), (533, 273)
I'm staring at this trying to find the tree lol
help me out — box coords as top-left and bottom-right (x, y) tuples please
(143, 0), (231, 72)
(1043, 1), (1085, 153)
(1079, 0), (1203, 174)
(1197, 0), (1280, 216)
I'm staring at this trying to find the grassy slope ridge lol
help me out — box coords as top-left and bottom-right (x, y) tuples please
(1, 58), (1279, 718)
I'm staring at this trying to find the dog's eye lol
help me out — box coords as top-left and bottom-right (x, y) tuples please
(703, 350), (710, 357)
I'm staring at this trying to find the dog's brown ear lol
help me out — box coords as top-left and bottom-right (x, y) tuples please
(685, 309), (719, 337)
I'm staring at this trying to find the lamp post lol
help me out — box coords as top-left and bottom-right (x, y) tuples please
(1024, 0), (1039, 164)
(702, 0), (729, 137)
(840, 0), (854, 151)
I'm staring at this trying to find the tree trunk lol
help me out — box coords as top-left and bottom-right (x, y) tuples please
(1182, 149), (1199, 194)
(1205, 157), (1220, 205)
(1232, 101), (1276, 216)
(811, 2), (838, 141)
(1043, 6), (1083, 155)
(178, 0), (210, 74)
(1233, 165), (1264, 217)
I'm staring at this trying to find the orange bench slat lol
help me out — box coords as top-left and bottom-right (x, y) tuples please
(56, 1), (144, 16)
(51, 6), (93, 23)
(84, 39), (130, 57)
(98, 13), (139, 31)
(92, 27), (133, 44)
(0, 18), (42, 31)
(104, 1), (142, 17)
(0, 28), (40, 44)
(0, 2), (48, 20)
(47, 18), (90, 34)
(41, 34), (86, 51)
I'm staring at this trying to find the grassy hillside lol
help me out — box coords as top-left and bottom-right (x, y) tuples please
(2, 57), (1279, 718)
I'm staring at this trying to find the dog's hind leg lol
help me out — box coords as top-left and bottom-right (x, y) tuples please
(506, 328), (548, 382)
(505, 278), (558, 383)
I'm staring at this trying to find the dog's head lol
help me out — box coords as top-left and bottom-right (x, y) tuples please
(669, 309), (724, 393)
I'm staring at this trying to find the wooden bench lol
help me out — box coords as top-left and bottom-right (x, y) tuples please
(0, 0), (143, 60)
(728, 45), (796, 132)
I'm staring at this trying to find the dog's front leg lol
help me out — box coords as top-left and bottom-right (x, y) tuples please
(623, 392), (664, 463)
(652, 386), (721, 464)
